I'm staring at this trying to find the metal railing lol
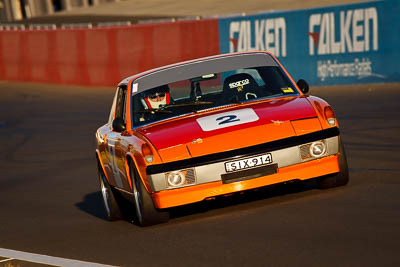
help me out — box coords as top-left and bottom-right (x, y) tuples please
(0, 24), (26, 30)
(137, 18), (177, 24)
(60, 23), (93, 29)
(97, 21), (131, 27)
(28, 24), (57, 30)
(0, 16), (204, 31)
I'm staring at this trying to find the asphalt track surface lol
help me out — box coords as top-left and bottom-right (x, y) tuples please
(0, 81), (399, 267)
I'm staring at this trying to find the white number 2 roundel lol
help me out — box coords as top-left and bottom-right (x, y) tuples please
(196, 108), (259, 131)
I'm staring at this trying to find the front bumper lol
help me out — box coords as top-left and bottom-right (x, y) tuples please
(146, 128), (341, 209)
(152, 154), (340, 209)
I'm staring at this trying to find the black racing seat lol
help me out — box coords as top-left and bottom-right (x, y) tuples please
(222, 73), (263, 102)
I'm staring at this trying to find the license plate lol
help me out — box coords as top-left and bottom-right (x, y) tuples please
(224, 153), (273, 172)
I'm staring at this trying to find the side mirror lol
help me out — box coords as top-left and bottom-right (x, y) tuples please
(112, 117), (126, 132)
(297, 79), (309, 94)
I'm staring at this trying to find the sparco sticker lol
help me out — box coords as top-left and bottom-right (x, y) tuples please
(196, 108), (259, 131)
(229, 79), (250, 89)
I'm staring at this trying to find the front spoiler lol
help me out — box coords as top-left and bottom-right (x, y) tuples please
(152, 154), (340, 209)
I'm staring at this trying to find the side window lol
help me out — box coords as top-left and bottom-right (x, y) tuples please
(240, 68), (265, 87)
(107, 89), (118, 126)
(115, 85), (127, 122)
(258, 66), (295, 92)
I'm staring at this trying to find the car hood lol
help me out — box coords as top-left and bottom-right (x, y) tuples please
(137, 97), (321, 162)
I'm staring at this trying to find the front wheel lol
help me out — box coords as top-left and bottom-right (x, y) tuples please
(318, 140), (349, 189)
(98, 164), (123, 221)
(130, 162), (169, 226)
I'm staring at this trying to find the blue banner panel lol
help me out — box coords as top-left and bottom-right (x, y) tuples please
(218, 0), (400, 86)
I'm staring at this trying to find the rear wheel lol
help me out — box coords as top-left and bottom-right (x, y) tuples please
(130, 162), (169, 226)
(318, 140), (349, 189)
(98, 164), (123, 221)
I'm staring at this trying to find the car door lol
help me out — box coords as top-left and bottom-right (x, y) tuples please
(105, 85), (131, 190)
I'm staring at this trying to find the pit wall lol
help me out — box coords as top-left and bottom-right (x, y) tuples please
(219, 0), (400, 85)
(0, 0), (399, 87)
(0, 19), (219, 86)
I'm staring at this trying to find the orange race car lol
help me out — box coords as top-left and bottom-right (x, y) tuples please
(95, 52), (349, 226)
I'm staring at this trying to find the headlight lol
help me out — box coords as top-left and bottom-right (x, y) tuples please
(300, 140), (327, 160)
(310, 141), (326, 158)
(167, 171), (185, 187)
(165, 169), (196, 189)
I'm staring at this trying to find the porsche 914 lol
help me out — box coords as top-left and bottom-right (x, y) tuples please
(95, 52), (349, 226)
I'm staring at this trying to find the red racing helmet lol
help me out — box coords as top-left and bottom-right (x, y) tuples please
(141, 85), (170, 109)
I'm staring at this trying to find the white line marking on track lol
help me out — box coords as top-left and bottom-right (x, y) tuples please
(0, 248), (116, 267)
(0, 258), (13, 263)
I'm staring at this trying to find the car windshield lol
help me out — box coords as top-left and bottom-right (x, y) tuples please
(132, 66), (298, 127)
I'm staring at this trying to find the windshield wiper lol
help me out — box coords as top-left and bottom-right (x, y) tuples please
(134, 101), (214, 115)
(226, 95), (242, 104)
(134, 109), (173, 114)
(160, 101), (214, 109)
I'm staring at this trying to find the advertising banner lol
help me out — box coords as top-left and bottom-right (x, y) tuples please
(218, 0), (400, 86)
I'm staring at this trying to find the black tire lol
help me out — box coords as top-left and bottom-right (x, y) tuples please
(98, 163), (123, 221)
(318, 139), (349, 189)
(130, 162), (169, 226)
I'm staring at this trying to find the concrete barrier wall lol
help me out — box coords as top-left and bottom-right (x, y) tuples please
(219, 0), (400, 85)
(0, 19), (219, 86)
(0, 0), (399, 87)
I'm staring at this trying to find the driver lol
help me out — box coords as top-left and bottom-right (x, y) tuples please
(141, 84), (170, 109)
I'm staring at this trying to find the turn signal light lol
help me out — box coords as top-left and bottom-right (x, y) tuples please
(142, 143), (154, 163)
(324, 106), (336, 126)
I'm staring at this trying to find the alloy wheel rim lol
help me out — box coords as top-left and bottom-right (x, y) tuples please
(100, 174), (111, 215)
(131, 170), (143, 224)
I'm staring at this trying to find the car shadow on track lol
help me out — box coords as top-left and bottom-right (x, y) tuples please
(75, 191), (108, 220)
(75, 179), (323, 223)
(168, 179), (322, 220)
